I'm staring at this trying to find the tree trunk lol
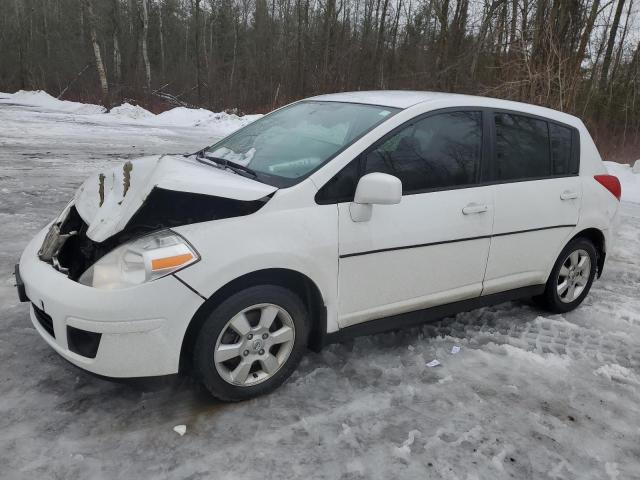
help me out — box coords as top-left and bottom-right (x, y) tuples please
(374, 0), (390, 87)
(574, 0), (600, 76)
(84, 0), (109, 108)
(42, 0), (50, 59)
(138, 0), (151, 91)
(195, 0), (202, 104)
(599, 0), (626, 90)
(470, 0), (503, 77)
(112, 0), (122, 87)
(158, 1), (165, 76)
(230, 22), (237, 90)
(611, 0), (633, 82)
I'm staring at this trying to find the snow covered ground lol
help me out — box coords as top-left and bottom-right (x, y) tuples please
(1, 92), (639, 480)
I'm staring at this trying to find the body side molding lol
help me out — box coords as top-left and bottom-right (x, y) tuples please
(339, 225), (576, 259)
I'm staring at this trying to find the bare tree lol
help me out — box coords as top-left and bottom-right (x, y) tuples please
(112, 0), (122, 88)
(84, 0), (110, 108)
(158, 1), (165, 76)
(599, 0), (626, 90)
(138, 0), (151, 90)
(2, 0), (640, 162)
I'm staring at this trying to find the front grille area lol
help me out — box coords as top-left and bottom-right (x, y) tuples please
(32, 303), (55, 338)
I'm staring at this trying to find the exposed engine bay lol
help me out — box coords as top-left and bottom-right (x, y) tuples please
(38, 188), (269, 280)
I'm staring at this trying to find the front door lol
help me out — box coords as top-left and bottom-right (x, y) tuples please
(334, 110), (494, 327)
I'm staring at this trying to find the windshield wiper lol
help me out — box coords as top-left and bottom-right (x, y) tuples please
(195, 150), (257, 178)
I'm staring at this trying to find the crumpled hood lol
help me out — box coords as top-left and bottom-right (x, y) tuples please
(74, 155), (276, 242)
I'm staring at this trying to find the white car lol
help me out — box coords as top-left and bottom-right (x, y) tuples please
(17, 91), (621, 401)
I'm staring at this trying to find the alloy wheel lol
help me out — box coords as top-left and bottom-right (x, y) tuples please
(214, 303), (296, 386)
(557, 249), (591, 303)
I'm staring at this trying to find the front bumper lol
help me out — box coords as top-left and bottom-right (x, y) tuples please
(19, 227), (205, 377)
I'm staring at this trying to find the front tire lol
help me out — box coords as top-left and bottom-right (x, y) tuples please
(193, 285), (309, 401)
(536, 237), (597, 313)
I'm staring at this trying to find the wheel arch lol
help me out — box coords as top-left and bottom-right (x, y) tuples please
(179, 268), (327, 373)
(569, 227), (606, 278)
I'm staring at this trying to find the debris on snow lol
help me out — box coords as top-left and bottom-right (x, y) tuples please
(173, 425), (187, 436)
(393, 430), (421, 463)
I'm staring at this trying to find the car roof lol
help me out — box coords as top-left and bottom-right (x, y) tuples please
(307, 90), (580, 126)
(308, 90), (456, 109)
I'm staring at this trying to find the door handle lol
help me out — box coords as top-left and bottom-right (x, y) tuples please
(560, 190), (578, 200)
(462, 203), (488, 215)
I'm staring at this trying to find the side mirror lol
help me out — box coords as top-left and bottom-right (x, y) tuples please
(350, 173), (402, 222)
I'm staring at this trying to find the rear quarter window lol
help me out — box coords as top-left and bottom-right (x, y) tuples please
(549, 123), (577, 175)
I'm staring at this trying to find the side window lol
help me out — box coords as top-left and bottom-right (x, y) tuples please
(494, 113), (550, 180)
(363, 111), (482, 194)
(550, 123), (574, 175)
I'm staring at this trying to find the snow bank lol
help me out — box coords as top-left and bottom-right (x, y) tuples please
(605, 161), (640, 204)
(4, 90), (106, 114)
(0, 89), (260, 134)
(107, 103), (155, 121)
(150, 107), (261, 133)
(154, 107), (217, 126)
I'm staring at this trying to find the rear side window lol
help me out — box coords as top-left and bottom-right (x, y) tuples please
(363, 111), (482, 194)
(494, 113), (550, 180)
(550, 123), (574, 175)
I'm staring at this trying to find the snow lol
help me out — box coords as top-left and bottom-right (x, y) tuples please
(1, 93), (640, 479)
(605, 161), (640, 204)
(594, 364), (640, 385)
(107, 102), (156, 121)
(152, 106), (261, 134)
(1, 89), (106, 114)
(0, 89), (262, 134)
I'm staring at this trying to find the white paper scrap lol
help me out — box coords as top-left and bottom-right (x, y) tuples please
(451, 345), (461, 354)
(426, 359), (441, 368)
(173, 425), (187, 436)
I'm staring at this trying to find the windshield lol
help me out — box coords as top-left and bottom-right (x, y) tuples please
(202, 101), (400, 187)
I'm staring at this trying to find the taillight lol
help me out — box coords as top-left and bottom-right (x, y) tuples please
(594, 174), (621, 201)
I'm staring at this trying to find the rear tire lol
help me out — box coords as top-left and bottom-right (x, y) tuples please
(193, 285), (309, 402)
(536, 237), (597, 313)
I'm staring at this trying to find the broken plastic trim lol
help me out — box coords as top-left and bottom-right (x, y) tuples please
(123, 187), (270, 236)
(47, 188), (271, 280)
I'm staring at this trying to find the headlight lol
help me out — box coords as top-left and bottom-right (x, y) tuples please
(78, 230), (199, 289)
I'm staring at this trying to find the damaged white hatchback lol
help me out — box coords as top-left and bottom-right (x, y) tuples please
(17, 91), (621, 401)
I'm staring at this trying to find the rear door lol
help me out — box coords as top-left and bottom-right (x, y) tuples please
(483, 111), (581, 295)
(317, 110), (494, 327)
